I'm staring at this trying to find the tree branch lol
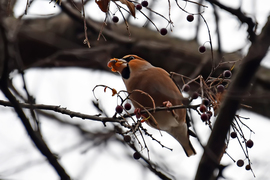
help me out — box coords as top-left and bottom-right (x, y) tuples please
(207, 0), (256, 42)
(0, 22), (71, 180)
(195, 16), (270, 180)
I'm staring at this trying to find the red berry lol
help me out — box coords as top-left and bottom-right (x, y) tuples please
(133, 152), (141, 160)
(199, 46), (206, 53)
(112, 16), (119, 23)
(245, 164), (251, 170)
(246, 139), (254, 148)
(199, 104), (207, 113)
(223, 70), (232, 78)
(160, 28), (167, 36)
(187, 14), (194, 22)
(202, 98), (210, 106)
(206, 111), (212, 117)
(136, 4), (142, 10)
(183, 84), (190, 92)
(201, 113), (208, 121)
(217, 84), (225, 93)
(124, 103), (132, 110)
(230, 132), (237, 138)
(192, 92), (199, 99)
(115, 105), (123, 114)
(124, 135), (131, 142)
(141, 0), (148, 7)
(236, 159), (244, 167)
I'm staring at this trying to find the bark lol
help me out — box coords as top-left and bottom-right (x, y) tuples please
(1, 4), (270, 118)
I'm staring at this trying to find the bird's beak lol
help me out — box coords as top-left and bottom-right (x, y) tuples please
(107, 58), (127, 72)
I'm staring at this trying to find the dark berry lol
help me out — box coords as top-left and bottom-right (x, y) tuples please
(237, 159), (244, 167)
(199, 46), (206, 53)
(115, 105), (123, 114)
(183, 84), (190, 92)
(217, 84), (225, 93)
(141, 0), (148, 7)
(202, 98), (210, 106)
(246, 139), (254, 148)
(245, 164), (251, 170)
(112, 16), (119, 23)
(223, 70), (232, 78)
(124, 103), (132, 110)
(192, 92), (199, 99)
(136, 4), (142, 10)
(230, 132), (237, 138)
(199, 104), (207, 113)
(160, 28), (167, 36)
(124, 135), (131, 142)
(187, 14), (194, 22)
(133, 152), (141, 160)
(201, 113), (208, 122)
(206, 110), (212, 117)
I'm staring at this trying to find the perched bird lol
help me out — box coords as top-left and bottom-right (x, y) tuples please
(107, 55), (196, 157)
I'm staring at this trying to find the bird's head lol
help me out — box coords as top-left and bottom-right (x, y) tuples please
(107, 55), (152, 79)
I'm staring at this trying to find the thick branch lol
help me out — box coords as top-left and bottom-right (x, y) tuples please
(195, 16), (270, 180)
(0, 22), (71, 180)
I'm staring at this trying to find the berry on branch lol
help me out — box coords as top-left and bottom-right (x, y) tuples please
(112, 16), (119, 23)
(115, 105), (123, 114)
(187, 14), (194, 22)
(141, 1), (148, 7)
(160, 28), (168, 36)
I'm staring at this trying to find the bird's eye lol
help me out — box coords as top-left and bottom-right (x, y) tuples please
(124, 56), (135, 62)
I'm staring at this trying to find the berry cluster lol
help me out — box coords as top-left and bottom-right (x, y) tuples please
(115, 103), (132, 114)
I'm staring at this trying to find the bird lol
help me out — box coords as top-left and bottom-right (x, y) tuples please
(107, 55), (196, 157)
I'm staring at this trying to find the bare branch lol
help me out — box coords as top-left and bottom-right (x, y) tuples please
(195, 16), (270, 180)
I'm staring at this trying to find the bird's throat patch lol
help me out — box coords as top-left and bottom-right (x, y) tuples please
(121, 65), (130, 79)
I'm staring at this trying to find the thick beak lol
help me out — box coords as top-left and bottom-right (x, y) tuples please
(107, 58), (127, 72)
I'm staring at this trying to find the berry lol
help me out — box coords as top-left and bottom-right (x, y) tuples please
(183, 84), (190, 92)
(245, 164), (251, 171)
(206, 110), (212, 117)
(201, 113), (208, 122)
(124, 135), (131, 142)
(192, 92), (199, 99)
(217, 84), (225, 93)
(141, 0), (148, 7)
(246, 139), (254, 148)
(112, 16), (119, 23)
(160, 28), (167, 36)
(199, 104), (207, 113)
(187, 14), (194, 22)
(133, 152), (141, 160)
(199, 46), (206, 53)
(223, 70), (232, 78)
(202, 98), (210, 106)
(124, 103), (132, 110)
(236, 159), (244, 167)
(230, 132), (237, 138)
(115, 105), (123, 114)
(136, 4), (142, 10)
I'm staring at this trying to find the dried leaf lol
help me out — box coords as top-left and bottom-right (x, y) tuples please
(95, 0), (110, 12)
(112, 88), (117, 96)
(119, 0), (135, 17)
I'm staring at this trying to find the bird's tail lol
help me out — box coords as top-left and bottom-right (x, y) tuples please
(168, 124), (196, 157)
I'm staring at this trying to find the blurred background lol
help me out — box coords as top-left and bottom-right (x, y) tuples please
(0, 0), (270, 179)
